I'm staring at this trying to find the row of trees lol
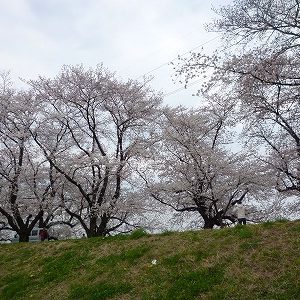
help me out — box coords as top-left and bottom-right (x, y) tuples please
(0, 65), (164, 241)
(1, 0), (299, 241)
(174, 0), (300, 219)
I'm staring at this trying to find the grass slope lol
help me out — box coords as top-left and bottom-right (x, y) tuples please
(0, 220), (299, 300)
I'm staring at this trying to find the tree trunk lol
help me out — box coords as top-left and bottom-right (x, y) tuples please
(203, 218), (215, 229)
(87, 216), (98, 237)
(18, 231), (29, 242)
(97, 214), (108, 236)
(86, 214), (108, 237)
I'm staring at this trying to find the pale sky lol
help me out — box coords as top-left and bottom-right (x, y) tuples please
(0, 0), (233, 106)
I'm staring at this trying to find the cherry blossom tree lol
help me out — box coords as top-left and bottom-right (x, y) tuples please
(210, 0), (300, 55)
(29, 65), (162, 237)
(0, 73), (63, 242)
(174, 0), (300, 221)
(140, 102), (265, 229)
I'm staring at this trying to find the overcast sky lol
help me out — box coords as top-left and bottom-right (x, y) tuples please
(0, 0), (233, 106)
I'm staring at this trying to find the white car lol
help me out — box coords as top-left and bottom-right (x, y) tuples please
(12, 228), (44, 243)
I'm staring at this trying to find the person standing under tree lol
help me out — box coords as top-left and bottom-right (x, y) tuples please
(39, 227), (49, 241)
(233, 201), (247, 225)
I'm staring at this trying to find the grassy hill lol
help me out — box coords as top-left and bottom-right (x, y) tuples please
(0, 220), (299, 300)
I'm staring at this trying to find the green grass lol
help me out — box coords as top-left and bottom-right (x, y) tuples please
(96, 245), (150, 266)
(0, 220), (299, 299)
(69, 282), (133, 300)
